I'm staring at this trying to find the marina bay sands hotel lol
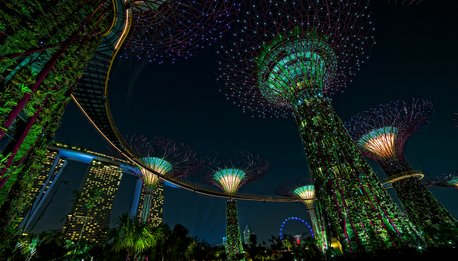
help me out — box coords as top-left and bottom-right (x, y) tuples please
(21, 142), (163, 244)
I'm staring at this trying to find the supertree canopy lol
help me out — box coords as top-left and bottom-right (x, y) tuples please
(122, 0), (241, 63)
(217, 0), (421, 253)
(207, 152), (267, 260)
(131, 136), (197, 225)
(428, 171), (458, 189)
(346, 99), (457, 244)
(278, 182), (328, 252)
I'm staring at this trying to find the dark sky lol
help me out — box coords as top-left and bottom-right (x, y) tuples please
(55, 1), (458, 245)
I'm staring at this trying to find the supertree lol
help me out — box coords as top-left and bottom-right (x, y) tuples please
(217, 0), (421, 254)
(346, 99), (457, 244)
(207, 152), (267, 261)
(0, 1), (115, 254)
(427, 171), (458, 189)
(277, 182), (328, 252)
(121, 0), (241, 64)
(131, 136), (197, 226)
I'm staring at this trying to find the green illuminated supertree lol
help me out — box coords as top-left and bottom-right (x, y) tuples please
(132, 136), (197, 226)
(217, 0), (422, 254)
(0, 1), (114, 254)
(278, 183), (328, 252)
(346, 99), (457, 244)
(207, 153), (267, 261)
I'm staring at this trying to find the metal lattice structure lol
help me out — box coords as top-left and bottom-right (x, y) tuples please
(130, 136), (197, 224)
(346, 99), (457, 244)
(72, 0), (133, 154)
(346, 99), (433, 166)
(70, 0), (301, 203)
(217, 0), (421, 253)
(122, 0), (241, 64)
(206, 152), (267, 260)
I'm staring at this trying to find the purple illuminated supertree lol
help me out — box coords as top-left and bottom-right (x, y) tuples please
(131, 136), (197, 226)
(206, 152), (267, 260)
(122, 0), (240, 64)
(277, 181), (328, 252)
(217, 0), (421, 253)
(346, 99), (457, 243)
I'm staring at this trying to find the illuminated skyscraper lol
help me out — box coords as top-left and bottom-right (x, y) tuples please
(21, 149), (67, 230)
(18, 143), (134, 244)
(243, 225), (252, 245)
(136, 182), (164, 227)
(63, 160), (123, 244)
(29, 150), (66, 198)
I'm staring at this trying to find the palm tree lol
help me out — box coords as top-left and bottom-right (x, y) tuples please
(109, 214), (167, 260)
(15, 235), (39, 261)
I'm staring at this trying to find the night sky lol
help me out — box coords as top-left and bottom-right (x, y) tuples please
(52, 1), (457, 245)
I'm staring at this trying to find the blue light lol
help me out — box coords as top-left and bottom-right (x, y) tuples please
(121, 164), (141, 176)
(58, 149), (94, 163)
(163, 180), (179, 188)
(279, 216), (314, 240)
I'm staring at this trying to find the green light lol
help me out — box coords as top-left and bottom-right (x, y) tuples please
(293, 185), (315, 200)
(213, 168), (246, 194)
(140, 157), (172, 189)
(256, 28), (336, 105)
(447, 176), (458, 187)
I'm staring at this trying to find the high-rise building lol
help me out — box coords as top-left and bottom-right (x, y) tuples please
(136, 183), (164, 227)
(243, 225), (252, 245)
(29, 150), (66, 199)
(18, 143), (140, 245)
(21, 149), (67, 230)
(62, 160), (123, 244)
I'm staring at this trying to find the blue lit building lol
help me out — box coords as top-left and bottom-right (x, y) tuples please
(21, 143), (144, 243)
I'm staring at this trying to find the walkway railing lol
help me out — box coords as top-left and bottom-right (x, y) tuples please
(71, 0), (298, 203)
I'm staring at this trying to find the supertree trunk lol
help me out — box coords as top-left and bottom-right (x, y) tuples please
(0, 98), (47, 186)
(226, 199), (244, 261)
(305, 201), (328, 252)
(293, 97), (421, 253)
(381, 157), (457, 241)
